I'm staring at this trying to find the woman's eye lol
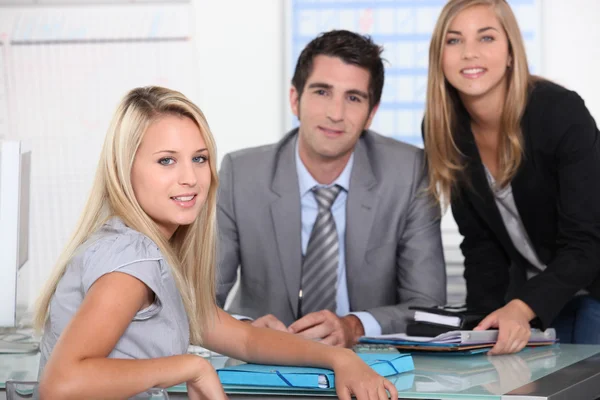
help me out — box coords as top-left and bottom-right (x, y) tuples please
(446, 38), (460, 45)
(193, 156), (208, 163)
(158, 157), (175, 166)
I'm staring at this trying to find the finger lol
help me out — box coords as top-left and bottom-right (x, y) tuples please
(490, 340), (513, 355)
(288, 312), (325, 333)
(265, 317), (287, 332)
(383, 379), (398, 399)
(319, 334), (342, 347)
(489, 340), (506, 355)
(512, 340), (527, 354)
(351, 386), (368, 400)
(251, 315), (273, 328)
(335, 386), (352, 400)
(250, 319), (267, 329)
(507, 324), (528, 353)
(377, 384), (388, 400)
(295, 322), (333, 341)
(522, 325), (532, 343)
(489, 336), (508, 355)
(367, 387), (379, 400)
(507, 341), (520, 354)
(493, 323), (513, 355)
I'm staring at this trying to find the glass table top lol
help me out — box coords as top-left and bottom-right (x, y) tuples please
(1, 344), (599, 399)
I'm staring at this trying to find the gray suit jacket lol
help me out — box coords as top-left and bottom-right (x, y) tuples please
(216, 129), (446, 333)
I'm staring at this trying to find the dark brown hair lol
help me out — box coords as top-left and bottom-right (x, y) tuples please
(291, 30), (384, 111)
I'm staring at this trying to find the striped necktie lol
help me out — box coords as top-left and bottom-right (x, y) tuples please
(300, 185), (342, 316)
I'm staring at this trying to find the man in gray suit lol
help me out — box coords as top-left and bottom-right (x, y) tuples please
(217, 30), (446, 348)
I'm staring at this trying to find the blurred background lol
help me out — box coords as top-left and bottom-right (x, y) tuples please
(0, 0), (598, 319)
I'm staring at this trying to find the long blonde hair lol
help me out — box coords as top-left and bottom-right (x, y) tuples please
(424, 0), (531, 207)
(34, 87), (218, 344)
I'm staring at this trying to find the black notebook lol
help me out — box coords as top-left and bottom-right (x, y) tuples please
(409, 305), (487, 330)
(406, 321), (464, 337)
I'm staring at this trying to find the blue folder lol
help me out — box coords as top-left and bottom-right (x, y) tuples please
(216, 353), (414, 389)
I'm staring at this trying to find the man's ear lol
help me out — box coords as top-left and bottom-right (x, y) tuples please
(364, 103), (380, 130)
(290, 86), (300, 117)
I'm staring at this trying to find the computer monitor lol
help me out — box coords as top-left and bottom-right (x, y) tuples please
(0, 140), (31, 328)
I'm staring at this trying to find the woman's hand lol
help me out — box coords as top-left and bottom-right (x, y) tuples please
(186, 357), (228, 400)
(475, 299), (535, 355)
(332, 349), (398, 400)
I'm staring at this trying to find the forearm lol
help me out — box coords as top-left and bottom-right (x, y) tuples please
(244, 325), (355, 369)
(207, 310), (356, 369)
(40, 354), (206, 400)
(516, 260), (597, 327)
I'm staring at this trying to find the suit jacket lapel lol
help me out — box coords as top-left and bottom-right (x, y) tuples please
(345, 135), (378, 309)
(270, 130), (303, 318)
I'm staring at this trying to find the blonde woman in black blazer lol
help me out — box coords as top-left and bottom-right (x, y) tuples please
(423, 0), (600, 355)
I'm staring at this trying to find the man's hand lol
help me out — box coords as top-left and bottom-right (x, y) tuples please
(245, 314), (287, 332)
(287, 311), (365, 347)
(475, 299), (535, 355)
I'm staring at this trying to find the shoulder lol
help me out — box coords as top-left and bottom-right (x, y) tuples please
(364, 129), (423, 154)
(524, 78), (597, 143)
(357, 131), (428, 191)
(362, 130), (425, 167)
(526, 79), (590, 120)
(224, 142), (280, 164)
(76, 217), (163, 275)
(218, 142), (280, 191)
(222, 130), (297, 167)
(219, 131), (297, 186)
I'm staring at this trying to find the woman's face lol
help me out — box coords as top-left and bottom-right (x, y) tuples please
(131, 115), (211, 239)
(442, 5), (512, 104)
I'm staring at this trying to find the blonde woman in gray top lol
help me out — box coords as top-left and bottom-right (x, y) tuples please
(34, 87), (398, 400)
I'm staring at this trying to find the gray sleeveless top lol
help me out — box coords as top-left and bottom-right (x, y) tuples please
(39, 217), (190, 376)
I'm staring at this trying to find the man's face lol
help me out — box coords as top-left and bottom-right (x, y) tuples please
(291, 55), (378, 164)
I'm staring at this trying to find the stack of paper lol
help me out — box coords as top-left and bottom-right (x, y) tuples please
(360, 329), (557, 354)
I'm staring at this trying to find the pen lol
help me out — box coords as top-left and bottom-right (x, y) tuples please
(297, 288), (304, 319)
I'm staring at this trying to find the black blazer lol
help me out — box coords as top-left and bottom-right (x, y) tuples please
(450, 80), (600, 329)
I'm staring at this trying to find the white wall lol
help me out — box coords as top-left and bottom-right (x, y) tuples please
(192, 0), (286, 160)
(542, 0), (600, 120)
